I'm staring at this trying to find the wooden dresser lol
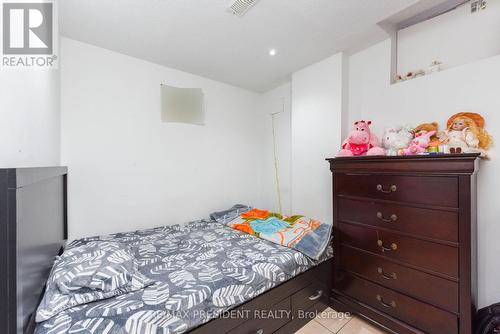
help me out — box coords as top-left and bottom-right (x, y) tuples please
(327, 154), (479, 334)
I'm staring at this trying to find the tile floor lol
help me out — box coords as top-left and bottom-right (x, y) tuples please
(295, 308), (389, 334)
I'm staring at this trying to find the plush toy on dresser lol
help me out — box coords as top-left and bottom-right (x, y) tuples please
(438, 112), (493, 157)
(382, 125), (414, 156)
(338, 120), (385, 157)
(402, 130), (436, 155)
(414, 122), (441, 149)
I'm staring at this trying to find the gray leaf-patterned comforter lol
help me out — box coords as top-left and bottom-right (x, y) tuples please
(35, 220), (332, 334)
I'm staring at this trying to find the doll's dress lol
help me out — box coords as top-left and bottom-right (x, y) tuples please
(446, 128), (480, 153)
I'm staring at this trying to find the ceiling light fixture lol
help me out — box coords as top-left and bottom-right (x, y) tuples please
(269, 49), (276, 56)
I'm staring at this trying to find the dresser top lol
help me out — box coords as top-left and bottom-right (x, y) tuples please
(327, 153), (480, 175)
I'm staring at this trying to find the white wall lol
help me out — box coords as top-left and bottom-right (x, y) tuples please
(291, 54), (343, 224)
(398, 1), (500, 75)
(349, 38), (500, 308)
(261, 83), (292, 215)
(61, 38), (267, 240)
(0, 69), (60, 167)
(0, 5), (60, 168)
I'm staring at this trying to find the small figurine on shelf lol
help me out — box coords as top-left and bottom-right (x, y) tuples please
(426, 60), (442, 74)
(404, 72), (415, 81)
(438, 112), (493, 157)
(401, 130), (437, 155)
(400, 70), (426, 81)
(382, 125), (414, 156)
(338, 120), (385, 157)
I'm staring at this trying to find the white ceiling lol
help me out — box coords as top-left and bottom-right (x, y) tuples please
(60, 0), (424, 92)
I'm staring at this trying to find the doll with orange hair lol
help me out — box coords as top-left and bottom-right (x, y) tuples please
(438, 112), (493, 157)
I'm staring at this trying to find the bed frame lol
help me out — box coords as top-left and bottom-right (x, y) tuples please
(0, 167), (68, 334)
(1, 167), (333, 334)
(189, 259), (333, 334)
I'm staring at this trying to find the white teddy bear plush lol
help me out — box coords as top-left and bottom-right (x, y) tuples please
(382, 125), (414, 156)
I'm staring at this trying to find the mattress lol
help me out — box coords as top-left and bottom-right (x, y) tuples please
(35, 220), (332, 334)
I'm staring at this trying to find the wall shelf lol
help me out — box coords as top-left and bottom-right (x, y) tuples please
(378, 0), (500, 85)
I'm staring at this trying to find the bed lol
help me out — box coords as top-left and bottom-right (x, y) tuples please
(1, 167), (333, 334)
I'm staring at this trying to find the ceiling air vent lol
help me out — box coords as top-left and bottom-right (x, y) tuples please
(228, 0), (260, 17)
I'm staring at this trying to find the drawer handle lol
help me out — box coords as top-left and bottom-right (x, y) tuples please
(255, 330), (264, 334)
(377, 267), (397, 280)
(376, 184), (397, 193)
(376, 212), (398, 222)
(308, 290), (324, 301)
(377, 240), (398, 252)
(376, 294), (396, 308)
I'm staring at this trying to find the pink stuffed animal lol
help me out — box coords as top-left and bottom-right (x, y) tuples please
(338, 120), (385, 157)
(402, 130), (437, 155)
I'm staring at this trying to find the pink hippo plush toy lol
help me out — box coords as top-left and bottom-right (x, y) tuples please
(338, 120), (385, 157)
(402, 130), (437, 155)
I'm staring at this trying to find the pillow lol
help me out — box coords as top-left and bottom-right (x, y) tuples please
(36, 241), (153, 322)
(209, 204), (251, 225)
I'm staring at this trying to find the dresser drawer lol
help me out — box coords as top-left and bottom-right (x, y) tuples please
(340, 245), (458, 312)
(338, 198), (458, 242)
(338, 272), (458, 334)
(340, 223), (459, 278)
(227, 297), (291, 334)
(337, 174), (458, 207)
(291, 283), (327, 317)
